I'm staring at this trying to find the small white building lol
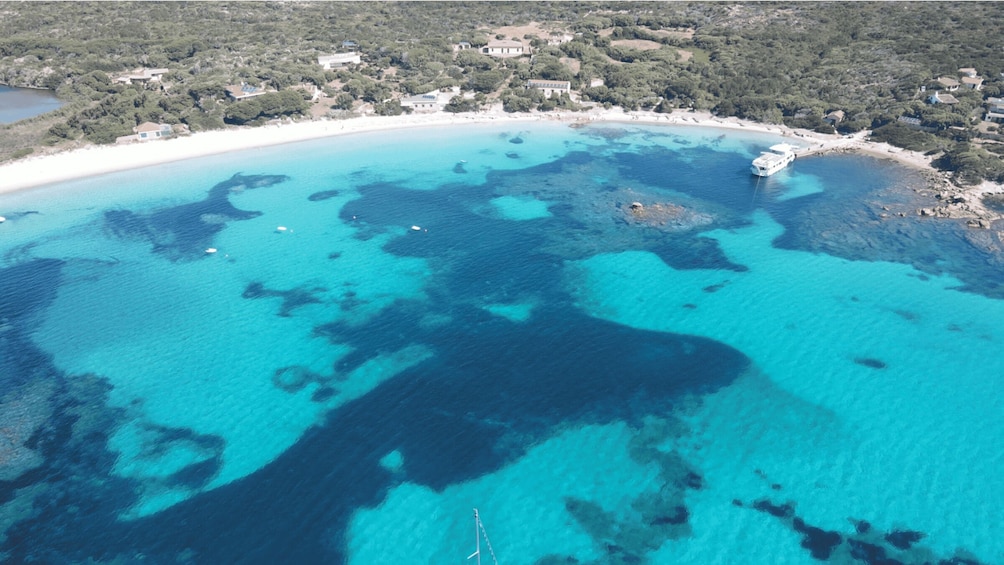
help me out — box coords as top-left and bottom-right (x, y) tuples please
(481, 40), (525, 58)
(399, 86), (461, 113)
(318, 52), (361, 70)
(135, 122), (172, 140)
(985, 97), (1004, 123)
(526, 79), (571, 98)
(225, 83), (269, 100)
(928, 91), (960, 105)
(116, 122), (174, 144)
(400, 93), (440, 112)
(113, 68), (169, 85)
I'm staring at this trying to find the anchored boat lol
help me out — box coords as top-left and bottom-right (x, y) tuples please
(751, 143), (796, 177)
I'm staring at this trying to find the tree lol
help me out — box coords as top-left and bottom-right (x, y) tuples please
(224, 98), (263, 124)
(362, 82), (391, 103)
(164, 38), (203, 62)
(374, 99), (405, 115)
(934, 144), (1004, 185)
(468, 69), (506, 93)
(532, 55), (574, 83)
(342, 78), (368, 99)
(278, 89), (309, 113)
(331, 93), (355, 110)
(455, 50), (495, 71)
(444, 95), (476, 113)
(47, 122), (75, 140)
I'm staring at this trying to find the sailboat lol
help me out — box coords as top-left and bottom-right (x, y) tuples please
(467, 508), (499, 565)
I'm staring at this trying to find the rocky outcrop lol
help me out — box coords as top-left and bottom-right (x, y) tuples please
(912, 178), (1002, 229)
(621, 200), (713, 231)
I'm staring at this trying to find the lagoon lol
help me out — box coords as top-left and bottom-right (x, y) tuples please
(0, 84), (63, 124)
(0, 122), (1001, 564)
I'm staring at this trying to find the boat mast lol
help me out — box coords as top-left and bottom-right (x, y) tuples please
(467, 508), (481, 565)
(467, 508), (499, 565)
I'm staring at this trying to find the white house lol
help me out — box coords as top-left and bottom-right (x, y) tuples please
(225, 83), (269, 100)
(985, 97), (1004, 123)
(134, 122), (172, 140)
(113, 68), (169, 85)
(928, 91), (959, 105)
(399, 86), (461, 113)
(481, 40), (525, 58)
(318, 52), (361, 70)
(400, 93), (440, 112)
(116, 122), (175, 143)
(526, 79), (571, 98)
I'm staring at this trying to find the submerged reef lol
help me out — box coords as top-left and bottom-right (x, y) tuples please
(739, 495), (987, 564)
(103, 173), (288, 261)
(535, 418), (702, 565)
(242, 281), (326, 317)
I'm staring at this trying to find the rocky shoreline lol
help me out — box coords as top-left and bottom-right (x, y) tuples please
(916, 178), (1003, 230)
(816, 142), (1003, 231)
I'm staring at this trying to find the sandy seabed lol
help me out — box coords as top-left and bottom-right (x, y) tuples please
(0, 105), (940, 197)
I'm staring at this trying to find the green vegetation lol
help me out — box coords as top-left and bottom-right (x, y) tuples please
(1, 2), (1002, 183)
(223, 91), (310, 125)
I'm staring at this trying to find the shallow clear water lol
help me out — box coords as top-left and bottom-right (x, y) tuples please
(1, 122), (1001, 564)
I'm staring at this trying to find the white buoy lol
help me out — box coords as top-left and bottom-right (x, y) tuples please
(276, 226), (288, 232)
(411, 225), (421, 231)
(205, 248), (217, 254)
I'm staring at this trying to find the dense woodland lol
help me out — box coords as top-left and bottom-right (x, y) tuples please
(1, 1), (1003, 184)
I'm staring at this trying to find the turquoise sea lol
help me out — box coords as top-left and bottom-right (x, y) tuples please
(0, 121), (1001, 564)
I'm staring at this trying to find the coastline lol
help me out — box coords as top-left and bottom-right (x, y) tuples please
(0, 106), (999, 225)
(0, 106), (921, 193)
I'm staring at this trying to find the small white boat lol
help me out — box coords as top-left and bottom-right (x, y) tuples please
(751, 143), (797, 177)
(276, 226), (288, 232)
(0, 216), (6, 223)
(205, 248), (217, 254)
(411, 225), (422, 231)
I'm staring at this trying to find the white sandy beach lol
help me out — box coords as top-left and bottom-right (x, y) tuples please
(0, 105), (940, 197)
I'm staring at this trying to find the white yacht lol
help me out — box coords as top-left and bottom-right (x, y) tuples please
(751, 143), (797, 177)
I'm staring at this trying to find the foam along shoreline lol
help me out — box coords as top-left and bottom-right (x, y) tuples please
(0, 105), (994, 210)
